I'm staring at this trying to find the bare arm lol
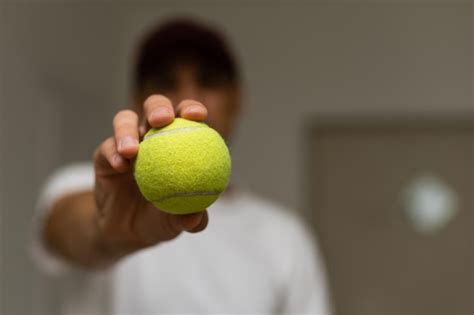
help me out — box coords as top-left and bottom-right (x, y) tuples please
(43, 191), (114, 269)
(42, 96), (210, 270)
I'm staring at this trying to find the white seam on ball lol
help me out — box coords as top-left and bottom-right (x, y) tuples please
(152, 191), (221, 203)
(144, 126), (206, 140)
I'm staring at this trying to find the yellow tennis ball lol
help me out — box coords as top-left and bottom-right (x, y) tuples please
(134, 118), (232, 214)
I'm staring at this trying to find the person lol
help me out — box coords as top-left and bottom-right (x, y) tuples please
(32, 18), (331, 315)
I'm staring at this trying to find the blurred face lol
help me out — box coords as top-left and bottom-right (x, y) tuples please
(136, 64), (240, 141)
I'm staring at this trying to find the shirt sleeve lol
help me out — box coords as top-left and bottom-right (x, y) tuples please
(280, 218), (333, 315)
(30, 162), (95, 276)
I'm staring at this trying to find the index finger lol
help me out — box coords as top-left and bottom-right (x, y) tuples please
(113, 110), (139, 159)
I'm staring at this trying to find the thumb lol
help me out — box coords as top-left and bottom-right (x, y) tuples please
(177, 211), (208, 232)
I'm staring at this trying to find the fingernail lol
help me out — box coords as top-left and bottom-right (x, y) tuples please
(120, 137), (138, 150)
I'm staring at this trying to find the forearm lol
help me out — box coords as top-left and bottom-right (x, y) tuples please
(43, 191), (119, 270)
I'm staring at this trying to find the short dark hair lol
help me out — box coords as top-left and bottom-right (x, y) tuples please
(134, 18), (239, 94)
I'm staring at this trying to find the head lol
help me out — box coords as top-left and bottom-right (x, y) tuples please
(133, 18), (241, 140)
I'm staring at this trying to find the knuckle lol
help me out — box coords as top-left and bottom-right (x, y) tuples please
(104, 137), (115, 147)
(113, 111), (125, 123)
(113, 109), (137, 125)
(180, 99), (203, 107)
(93, 137), (114, 160)
(121, 109), (137, 118)
(93, 147), (101, 161)
(144, 94), (171, 109)
(103, 138), (117, 155)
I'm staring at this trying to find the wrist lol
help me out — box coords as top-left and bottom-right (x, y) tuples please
(89, 211), (124, 269)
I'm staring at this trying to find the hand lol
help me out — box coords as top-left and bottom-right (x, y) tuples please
(93, 95), (209, 260)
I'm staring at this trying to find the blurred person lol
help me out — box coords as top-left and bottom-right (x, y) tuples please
(32, 18), (331, 315)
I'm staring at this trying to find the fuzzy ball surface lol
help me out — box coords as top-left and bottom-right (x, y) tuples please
(134, 118), (232, 214)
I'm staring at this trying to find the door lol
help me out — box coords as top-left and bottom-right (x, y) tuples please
(308, 117), (473, 315)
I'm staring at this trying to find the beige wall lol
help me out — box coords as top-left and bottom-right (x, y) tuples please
(1, 2), (472, 314)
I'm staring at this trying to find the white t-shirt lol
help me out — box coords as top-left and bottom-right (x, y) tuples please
(32, 163), (332, 315)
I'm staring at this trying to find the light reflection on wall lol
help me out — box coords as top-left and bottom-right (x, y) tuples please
(402, 173), (459, 235)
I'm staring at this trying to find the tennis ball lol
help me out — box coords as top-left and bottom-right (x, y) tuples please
(134, 118), (232, 214)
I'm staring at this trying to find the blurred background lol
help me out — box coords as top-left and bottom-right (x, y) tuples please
(0, 1), (472, 315)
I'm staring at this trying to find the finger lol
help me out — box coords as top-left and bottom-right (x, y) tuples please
(113, 110), (139, 159)
(131, 207), (207, 246)
(138, 125), (147, 139)
(94, 137), (129, 176)
(175, 99), (208, 121)
(186, 210), (209, 233)
(178, 211), (207, 232)
(143, 95), (175, 128)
